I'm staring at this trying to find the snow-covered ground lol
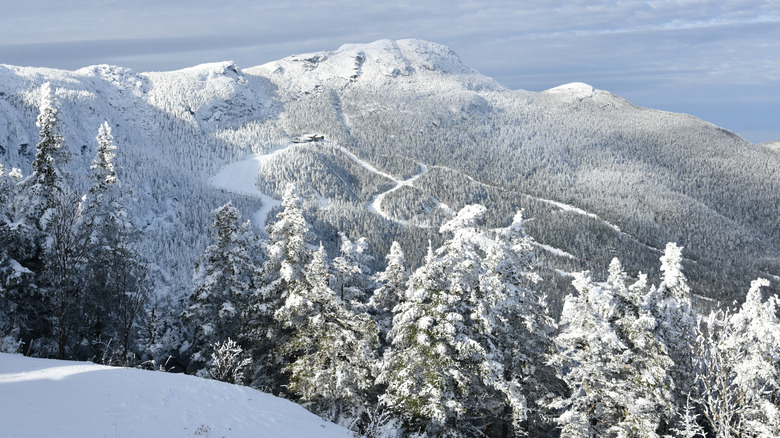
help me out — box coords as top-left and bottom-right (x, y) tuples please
(210, 152), (283, 231)
(0, 353), (350, 438)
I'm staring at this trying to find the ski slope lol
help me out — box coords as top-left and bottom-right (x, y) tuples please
(327, 145), (453, 226)
(212, 141), (443, 228)
(0, 353), (350, 438)
(210, 152), (282, 231)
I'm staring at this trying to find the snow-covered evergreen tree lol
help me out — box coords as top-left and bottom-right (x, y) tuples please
(378, 243), (461, 436)
(549, 259), (676, 437)
(184, 202), (255, 374)
(379, 205), (527, 437)
(80, 122), (149, 364)
(482, 211), (557, 434)
(692, 278), (780, 437)
(648, 243), (698, 413)
(90, 122), (118, 201)
(276, 245), (378, 423)
(0, 165), (29, 295)
(242, 183), (312, 390)
(19, 83), (69, 223)
(331, 233), (374, 310)
(549, 271), (627, 437)
(0, 164), (30, 352)
(368, 241), (408, 346)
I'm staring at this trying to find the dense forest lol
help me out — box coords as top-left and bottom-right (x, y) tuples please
(2, 91), (780, 437)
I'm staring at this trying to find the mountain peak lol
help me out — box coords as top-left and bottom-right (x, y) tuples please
(543, 82), (596, 99)
(248, 38), (503, 92)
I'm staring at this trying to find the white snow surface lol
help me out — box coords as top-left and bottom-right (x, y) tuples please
(543, 82), (596, 99)
(0, 353), (350, 438)
(210, 152), (282, 230)
(532, 242), (576, 259)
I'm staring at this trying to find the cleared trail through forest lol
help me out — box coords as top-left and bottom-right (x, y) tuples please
(327, 144), (432, 225)
(432, 164), (663, 254)
(367, 162), (429, 224)
(210, 150), (284, 231)
(211, 141), (434, 229)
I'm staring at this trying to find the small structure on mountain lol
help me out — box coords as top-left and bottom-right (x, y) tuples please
(292, 133), (325, 143)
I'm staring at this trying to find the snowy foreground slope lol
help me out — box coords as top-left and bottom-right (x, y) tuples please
(0, 353), (350, 438)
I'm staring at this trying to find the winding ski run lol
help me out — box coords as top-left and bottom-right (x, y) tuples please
(209, 141), (434, 229)
(211, 141), (656, 260)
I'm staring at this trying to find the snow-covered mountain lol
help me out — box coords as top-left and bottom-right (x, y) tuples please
(1, 38), (778, 304)
(0, 352), (350, 437)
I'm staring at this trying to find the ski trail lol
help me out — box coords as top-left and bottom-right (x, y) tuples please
(367, 163), (429, 224)
(210, 141), (428, 230)
(325, 144), (441, 226)
(210, 153), (281, 231)
(431, 164), (663, 254)
(329, 144), (398, 182)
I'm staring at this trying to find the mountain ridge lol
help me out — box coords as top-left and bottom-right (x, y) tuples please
(1, 38), (777, 305)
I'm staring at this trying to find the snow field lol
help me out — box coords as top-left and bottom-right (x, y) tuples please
(0, 353), (350, 438)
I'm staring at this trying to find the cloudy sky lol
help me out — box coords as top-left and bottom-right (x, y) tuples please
(1, 1), (778, 143)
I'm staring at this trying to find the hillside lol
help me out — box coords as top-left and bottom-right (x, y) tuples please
(1, 38), (778, 305)
(0, 353), (350, 437)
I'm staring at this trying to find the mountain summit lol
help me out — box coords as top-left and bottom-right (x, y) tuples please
(249, 39), (504, 93)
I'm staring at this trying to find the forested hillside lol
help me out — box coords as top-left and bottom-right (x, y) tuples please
(1, 39), (777, 305)
(1, 38), (779, 437)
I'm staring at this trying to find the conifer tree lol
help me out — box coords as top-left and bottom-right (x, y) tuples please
(379, 205), (527, 436)
(549, 260), (676, 437)
(184, 202), (254, 374)
(23, 83), (69, 223)
(368, 241), (408, 346)
(0, 165), (28, 294)
(0, 164), (31, 352)
(276, 245), (378, 423)
(81, 122), (149, 364)
(692, 278), (780, 436)
(648, 243), (697, 411)
(378, 243), (461, 436)
(242, 183), (312, 389)
(331, 233), (374, 310)
(482, 211), (557, 434)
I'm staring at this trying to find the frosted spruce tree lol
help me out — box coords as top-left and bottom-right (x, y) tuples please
(242, 183), (312, 390)
(605, 259), (676, 435)
(21, 83), (69, 223)
(276, 245), (378, 424)
(378, 243), (459, 436)
(0, 165), (30, 295)
(689, 278), (780, 436)
(368, 240), (408, 347)
(0, 164), (31, 353)
(379, 205), (526, 437)
(331, 233), (374, 311)
(184, 202), (255, 375)
(82, 122), (149, 364)
(482, 211), (558, 434)
(549, 271), (627, 437)
(647, 243), (698, 413)
(549, 259), (676, 437)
